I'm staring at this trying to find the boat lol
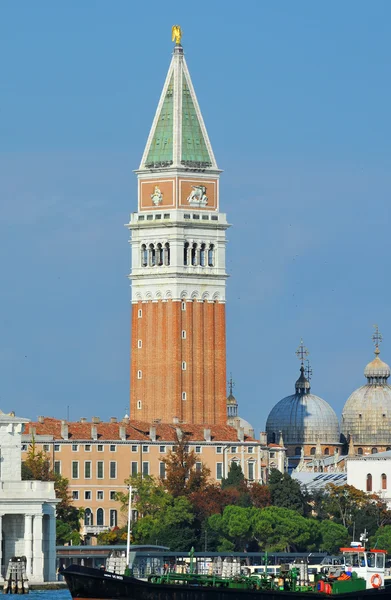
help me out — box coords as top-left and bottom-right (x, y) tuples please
(61, 545), (391, 600)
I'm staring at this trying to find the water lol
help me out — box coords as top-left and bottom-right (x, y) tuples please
(22, 591), (71, 600)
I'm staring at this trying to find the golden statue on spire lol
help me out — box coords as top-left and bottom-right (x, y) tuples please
(172, 25), (182, 45)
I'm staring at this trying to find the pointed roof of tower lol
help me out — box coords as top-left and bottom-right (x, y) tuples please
(139, 28), (218, 172)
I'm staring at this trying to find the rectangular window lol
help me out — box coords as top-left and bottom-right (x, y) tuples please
(182, 330), (186, 339)
(142, 445), (149, 453)
(137, 400), (142, 410)
(138, 309), (142, 318)
(109, 461), (117, 479)
(131, 462), (138, 476)
(97, 444), (104, 452)
(54, 461), (61, 475)
(84, 491), (91, 500)
(54, 444), (60, 452)
(138, 339), (142, 349)
(181, 302), (186, 311)
(110, 509), (117, 527)
(182, 361), (186, 370)
(231, 446), (237, 453)
(131, 445), (138, 452)
(248, 462), (255, 481)
(21, 444), (27, 452)
(85, 444), (91, 452)
(248, 447), (254, 454)
(269, 452), (275, 458)
(97, 461), (104, 479)
(72, 444), (79, 452)
(195, 446), (202, 453)
(159, 445), (166, 453)
(97, 490), (104, 500)
(142, 461), (149, 477)
(72, 461), (79, 479)
(110, 445), (116, 452)
(196, 462), (202, 472)
(110, 491), (116, 501)
(137, 370), (142, 379)
(84, 461), (92, 479)
(216, 446), (223, 454)
(72, 491), (79, 500)
(182, 392), (187, 401)
(43, 444), (50, 452)
(216, 463), (223, 480)
(159, 462), (166, 479)
(164, 213), (170, 219)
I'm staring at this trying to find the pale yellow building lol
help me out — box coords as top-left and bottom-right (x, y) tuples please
(22, 416), (285, 543)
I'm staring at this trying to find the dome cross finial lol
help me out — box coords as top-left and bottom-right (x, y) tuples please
(372, 324), (383, 356)
(296, 338), (309, 365)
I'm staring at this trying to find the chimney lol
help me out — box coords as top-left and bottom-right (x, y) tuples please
(173, 416), (179, 424)
(237, 427), (245, 442)
(118, 425), (125, 441)
(60, 421), (68, 440)
(38, 416), (44, 424)
(259, 431), (267, 445)
(91, 425), (98, 440)
(122, 415), (130, 425)
(91, 416), (100, 424)
(80, 417), (87, 424)
(110, 417), (117, 423)
(203, 428), (211, 442)
(149, 426), (156, 442)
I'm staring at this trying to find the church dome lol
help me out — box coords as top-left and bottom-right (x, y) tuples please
(266, 341), (340, 445)
(341, 331), (391, 445)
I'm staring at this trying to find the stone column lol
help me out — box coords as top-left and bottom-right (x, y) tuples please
(47, 511), (56, 582)
(32, 514), (44, 582)
(24, 515), (33, 576)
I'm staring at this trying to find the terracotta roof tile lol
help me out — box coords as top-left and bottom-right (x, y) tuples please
(24, 418), (257, 443)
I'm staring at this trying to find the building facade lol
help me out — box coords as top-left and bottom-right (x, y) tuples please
(127, 30), (228, 425)
(0, 411), (57, 582)
(22, 417), (285, 543)
(347, 450), (391, 506)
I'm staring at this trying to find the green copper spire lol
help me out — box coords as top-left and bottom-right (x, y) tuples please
(139, 35), (217, 171)
(182, 76), (211, 164)
(145, 75), (174, 167)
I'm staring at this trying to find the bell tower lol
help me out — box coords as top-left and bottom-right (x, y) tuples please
(127, 27), (229, 424)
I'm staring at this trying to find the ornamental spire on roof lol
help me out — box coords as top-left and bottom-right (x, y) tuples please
(139, 26), (218, 172)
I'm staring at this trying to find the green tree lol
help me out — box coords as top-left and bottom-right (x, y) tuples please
(370, 525), (391, 553)
(208, 506), (252, 551)
(268, 469), (309, 515)
(324, 484), (378, 531)
(221, 462), (245, 489)
(97, 526), (127, 545)
(319, 521), (349, 553)
(117, 474), (168, 518)
(252, 506), (320, 552)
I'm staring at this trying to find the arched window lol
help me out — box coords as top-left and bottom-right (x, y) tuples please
(184, 242), (189, 266)
(200, 243), (206, 267)
(157, 243), (163, 266)
(372, 448), (378, 454)
(295, 447), (301, 456)
(382, 474), (387, 490)
(84, 508), (93, 526)
(208, 244), (214, 267)
(358, 447), (363, 455)
(191, 243), (197, 266)
(141, 244), (147, 267)
(97, 508), (104, 526)
(149, 244), (156, 267)
(310, 447), (316, 456)
(164, 243), (170, 266)
(366, 473), (372, 492)
(324, 447), (330, 456)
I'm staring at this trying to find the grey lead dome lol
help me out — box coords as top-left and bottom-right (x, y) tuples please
(266, 365), (340, 444)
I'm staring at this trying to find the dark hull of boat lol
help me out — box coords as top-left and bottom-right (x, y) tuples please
(62, 565), (391, 600)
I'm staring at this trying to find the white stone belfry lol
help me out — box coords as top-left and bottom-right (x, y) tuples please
(0, 411), (58, 582)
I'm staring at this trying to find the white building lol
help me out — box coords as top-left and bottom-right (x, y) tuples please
(347, 450), (391, 505)
(0, 410), (57, 582)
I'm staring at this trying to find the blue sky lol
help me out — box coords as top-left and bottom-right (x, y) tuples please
(1, 1), (390, 434)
